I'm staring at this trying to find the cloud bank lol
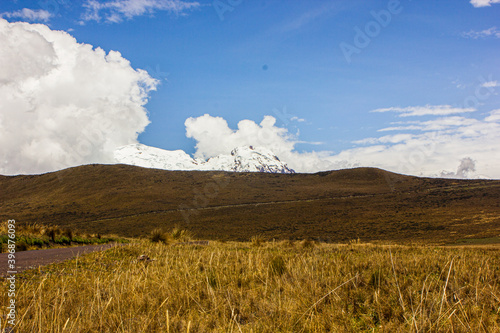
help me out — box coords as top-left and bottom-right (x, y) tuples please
(0, 18), (157, 175)
(82, 0), (201, 23)
(371, 105), (476, 117)
(184, 109), (500, 179)
(462, 26), (500, 39)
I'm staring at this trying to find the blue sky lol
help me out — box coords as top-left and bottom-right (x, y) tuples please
(1, 0), (499, 177)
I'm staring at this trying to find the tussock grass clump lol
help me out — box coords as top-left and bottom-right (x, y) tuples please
(251, 235), (265, 247)
(300, 238), (315, 249)
(24, 223), (42, 234)
(4, 241), (500, 332)
(170, 226), (193, 242)
(150, 228), (168, 244)
(0, 221), (127, 251)
(269, 255), (287, 276)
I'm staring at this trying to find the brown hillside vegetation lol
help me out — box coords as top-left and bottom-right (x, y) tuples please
(1, 164), (499, 244)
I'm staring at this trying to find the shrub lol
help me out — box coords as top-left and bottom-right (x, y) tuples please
(45, 227), (60, 242)
(16, 241), (28, 252)
(30, 238), (47, 247)
(0, 235), (8, 244)
(63, 228), (73, 240)
(55, 236), (71, 245)
(73, 236), (91, 244)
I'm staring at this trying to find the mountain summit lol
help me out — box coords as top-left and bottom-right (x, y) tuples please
(114, 144), (295, 173)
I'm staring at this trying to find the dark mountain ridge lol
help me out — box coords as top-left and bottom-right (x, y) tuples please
(1, 164), (499, 244)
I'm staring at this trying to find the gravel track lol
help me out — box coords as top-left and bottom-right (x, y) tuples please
(0, 243), (119, 277)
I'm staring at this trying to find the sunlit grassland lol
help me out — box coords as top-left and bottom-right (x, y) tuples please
(2, 240), (500, 332)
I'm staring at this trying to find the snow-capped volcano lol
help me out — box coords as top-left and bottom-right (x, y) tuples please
(114, 144), (295, 173)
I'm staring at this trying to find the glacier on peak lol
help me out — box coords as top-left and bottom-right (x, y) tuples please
(114, 144), (295, 173)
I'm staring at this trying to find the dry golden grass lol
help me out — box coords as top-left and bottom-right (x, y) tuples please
(0, 221), (126, 252)
(2, 240), (500, 332)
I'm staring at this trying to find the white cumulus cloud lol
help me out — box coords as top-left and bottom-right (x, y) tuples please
(470, 0), (500, 7)
(0, 18), (158, 175)
(1, 8), (52, 22)
(82, 0), (201, 23)
(185, 114), (295, 160)
(183, 110), (500, 179)
(183, 114), (350, 173)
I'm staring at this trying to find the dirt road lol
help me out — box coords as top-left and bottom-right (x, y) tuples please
(0, 243), (118, 277)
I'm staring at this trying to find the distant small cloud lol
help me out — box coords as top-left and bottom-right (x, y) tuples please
(462, 26), (500, 39)
(353, 134), (414, 145)
(470, 0), (500, 7)
(481, 80), (499, 88)
(378, 116), (478, 132)
(291, 116), (306, 122)
(82, 0), (200, 24)
(1, 8), (52, 22)
(371, 105), (476, 117)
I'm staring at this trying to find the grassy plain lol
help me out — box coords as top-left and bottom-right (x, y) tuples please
(2, 239), (499, 332)
(2, 165), (500, 331)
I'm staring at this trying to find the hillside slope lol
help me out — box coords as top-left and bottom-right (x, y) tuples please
(1, 164), (499, 244)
